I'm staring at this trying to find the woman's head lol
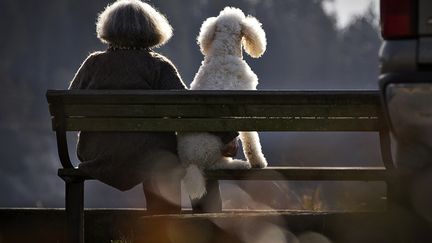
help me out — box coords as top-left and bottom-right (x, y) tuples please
(96, 0), (173, 48)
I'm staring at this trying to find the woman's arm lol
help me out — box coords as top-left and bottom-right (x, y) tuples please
(157, 57), (187, 90)
(69, 53), (99, 90)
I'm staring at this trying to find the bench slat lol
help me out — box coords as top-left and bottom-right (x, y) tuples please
(47, 90), (380, 105)
(206, 166), (388, 181)
(62, 117), (380, 132)
(61, 104), (380, 118)
(59, 166), (389, 181)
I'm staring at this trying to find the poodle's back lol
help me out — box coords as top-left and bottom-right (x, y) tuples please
(191, 56), (258, 90)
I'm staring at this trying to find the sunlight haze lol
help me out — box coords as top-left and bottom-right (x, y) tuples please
(323, 0), (379, 28)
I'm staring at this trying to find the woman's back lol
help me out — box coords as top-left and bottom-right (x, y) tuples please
(70, 49), (185, 91)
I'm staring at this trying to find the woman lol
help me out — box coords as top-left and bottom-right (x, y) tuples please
(69, 0), (238, 213)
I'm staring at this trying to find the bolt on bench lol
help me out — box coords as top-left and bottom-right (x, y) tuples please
(47, 90), (397, 243)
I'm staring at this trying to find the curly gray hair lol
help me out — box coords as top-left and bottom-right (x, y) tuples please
(96, 0), (173, 48)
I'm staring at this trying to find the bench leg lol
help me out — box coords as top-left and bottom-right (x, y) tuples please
(64, 178), (84, 243)
(191, 180), (222, 213)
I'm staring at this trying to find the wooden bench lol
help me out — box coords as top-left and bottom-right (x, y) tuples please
(47, 90), (396, 243)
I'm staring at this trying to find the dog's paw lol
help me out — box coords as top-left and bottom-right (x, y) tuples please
(243, 163), (253, 169)
(228, 159), (252, 169)
(235, 161), (252, 170)
(251, 157), (268, 168)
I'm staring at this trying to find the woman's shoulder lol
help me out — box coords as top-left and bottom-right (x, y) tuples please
(148, 51), (174, 65)
(68, 51), (107, 89)
(78, 51), (106, 68)
(149, 51), (182, 76)
(86, 50), (106, 61)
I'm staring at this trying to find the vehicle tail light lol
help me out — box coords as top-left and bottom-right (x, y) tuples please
(380, 0), (417, 39)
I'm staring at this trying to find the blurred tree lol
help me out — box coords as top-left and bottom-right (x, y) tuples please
(338, 3), (381, 89)
(254, 0), (341, 89)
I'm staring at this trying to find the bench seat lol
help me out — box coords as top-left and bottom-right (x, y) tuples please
(59, 166), (393, 181)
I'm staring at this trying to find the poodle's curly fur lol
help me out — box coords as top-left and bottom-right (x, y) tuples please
(178, 7), (268, 199)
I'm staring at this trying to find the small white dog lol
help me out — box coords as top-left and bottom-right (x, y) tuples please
(178, 7), (268, 199)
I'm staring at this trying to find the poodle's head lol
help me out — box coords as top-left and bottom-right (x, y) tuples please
(197, 7), (266, 58)
(96, 0), (173, 49)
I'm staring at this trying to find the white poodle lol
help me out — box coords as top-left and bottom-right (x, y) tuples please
(178, 7), (268, 199)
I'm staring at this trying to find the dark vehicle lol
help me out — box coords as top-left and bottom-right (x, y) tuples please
(380, 0), (432, 169)
(379, 1), (432, 234)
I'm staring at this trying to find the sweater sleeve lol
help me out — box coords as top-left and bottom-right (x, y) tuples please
(157, 58), (187, 90)
(69, 53), (98, 90)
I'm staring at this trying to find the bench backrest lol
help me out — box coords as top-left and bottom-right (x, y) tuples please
(47, 90), (390, 168)
(47, 90), (383, 131)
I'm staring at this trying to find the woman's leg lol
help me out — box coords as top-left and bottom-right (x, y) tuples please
(143, 179), (181, 214)
(142, 150), (183, 214)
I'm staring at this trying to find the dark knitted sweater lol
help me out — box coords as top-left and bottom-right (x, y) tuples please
(69, 50), (186, 90)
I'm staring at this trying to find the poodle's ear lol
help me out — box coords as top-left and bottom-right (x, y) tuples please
(197, 17), (218, 55)
(241, 16), (267, 58)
